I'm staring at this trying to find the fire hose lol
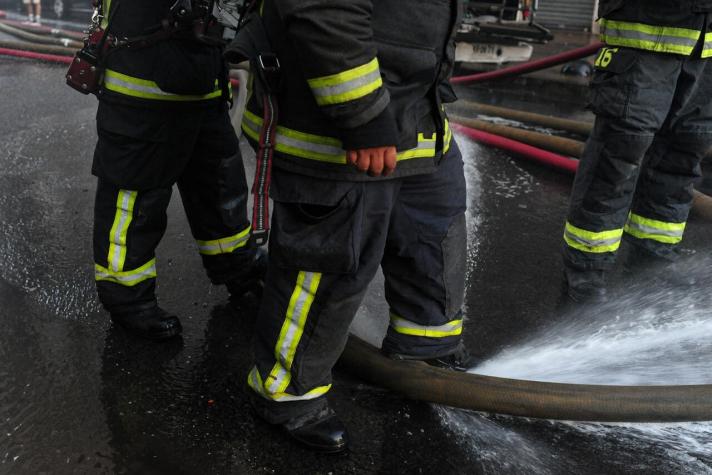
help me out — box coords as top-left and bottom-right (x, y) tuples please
(0, 19), (84, 41)
(3, 30), (712, 423)
(0, 21), (82, 49)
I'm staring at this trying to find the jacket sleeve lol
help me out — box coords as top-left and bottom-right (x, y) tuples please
(273, 0), (398, 149)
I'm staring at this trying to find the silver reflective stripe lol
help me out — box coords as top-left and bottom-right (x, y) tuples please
(625, 221), (684, 239)
(109, 190), (135, 272)
(277, 131), (344, 156)
(563, 229), (621, 248)
(104, 74), (175, 97)
(196, 232), (250, 255)
(268, 271), (320, 393)
(95, 261), (157, 285)
(311, 69), (382, 101)
(602, 26), (698, 48)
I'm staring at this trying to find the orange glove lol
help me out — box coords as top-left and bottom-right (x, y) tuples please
(346, 146), (397, 177)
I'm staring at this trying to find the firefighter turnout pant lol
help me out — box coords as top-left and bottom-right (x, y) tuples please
(247, 142), (468, 424)
(92, 100), (255, 314)
(564, 46), (712, 270)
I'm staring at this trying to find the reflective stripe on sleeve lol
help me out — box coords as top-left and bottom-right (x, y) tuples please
(196, 226), (251, 256)
(103, 70), (223, 102)
(247, 366), (331, 402)
(262, 271), (322, 396)
(599, 19), (700, 55)
(242, 109), (446, 164)
(563, 222), (623, 254)
(624, 213), (685, 244)
(389, 313), (463, 338)
(95, 259), (157, 287)
(107, 190), (137, 273)
(307, 58), (383, 106)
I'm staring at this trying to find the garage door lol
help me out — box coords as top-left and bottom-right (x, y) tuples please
(536, 0), (597, 31)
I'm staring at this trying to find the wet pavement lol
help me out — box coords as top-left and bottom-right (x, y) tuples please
(1, 58), (712, 474)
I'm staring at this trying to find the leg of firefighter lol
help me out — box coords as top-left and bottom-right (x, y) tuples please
(624, 53), (712, 285)
(177, 102), (263, 305)
(379, 141), (471, 369)
(247, 170), (396, 453)
(94, 179), (181, 340)
(562, 49), (682, 303)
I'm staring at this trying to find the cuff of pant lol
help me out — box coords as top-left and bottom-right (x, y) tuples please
(246, 386), (329, 426)
(562, 247), (616, 272)
(380, 331), (461, 360)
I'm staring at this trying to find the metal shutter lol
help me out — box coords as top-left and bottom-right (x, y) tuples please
(536, 0), (597, 30)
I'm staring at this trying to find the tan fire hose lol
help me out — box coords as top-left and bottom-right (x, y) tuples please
(449, 100), (594, 137)
(0, 39), (75, 56)
(339, 336), (712, 422)
(0, 21), (82, 50)
(450, 114), (585, 158)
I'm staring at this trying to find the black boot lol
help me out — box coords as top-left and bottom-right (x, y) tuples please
(111, 304), (182, 341)
(384, 341), (479, 372)
(624, 245), (696, 287)
(283, 407), (349, 454)
(564, 266), (608, 304)
(226, 248), (268, 303)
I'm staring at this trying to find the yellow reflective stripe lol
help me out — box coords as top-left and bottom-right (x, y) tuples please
(264, 271), (322, 395)
(103, 70), (222, 102)
(248, 367), (331, 402)
(101, 0), (112, 29)
(307, 59), (383, 106)
(703, 32), (712, 58)
(107, 190), (137, 273)
(444, 119), (453, 154)
(243, 109), (448, 164)
(624, 213), (685, 244)
(196, 226), (251, 256)
(389, 313), (463, 338)
(95, 259), (157, 287)
(563, 222), (623, 254)
(599, 19), (700, 55)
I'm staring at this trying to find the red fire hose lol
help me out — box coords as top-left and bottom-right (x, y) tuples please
(450, 41), (604, 84)
(452, 122), (578, 173)
(0, 47), (72, 64)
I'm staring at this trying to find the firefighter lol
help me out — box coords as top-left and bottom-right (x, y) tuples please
(562, 0), (712, 303)
(226, 0), (470, 453)
(91, 0), (265, 340)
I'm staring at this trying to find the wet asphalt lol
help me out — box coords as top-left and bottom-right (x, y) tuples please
(1, 58), (712, 474)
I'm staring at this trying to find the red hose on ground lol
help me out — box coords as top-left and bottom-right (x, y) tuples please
(450, 41), (604, 85)
(0, 11), (5, 19)
(452, 122), (578, 173)
(0, 47), (72, 64)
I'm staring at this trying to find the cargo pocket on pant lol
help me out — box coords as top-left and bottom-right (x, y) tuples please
(269, 182), (363, 274)
(442, 213), (466, 318)
(588, 47), (638, 119)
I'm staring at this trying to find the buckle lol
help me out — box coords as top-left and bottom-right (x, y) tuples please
(258, 53), (280, 72)
(252, 229), (269, 247)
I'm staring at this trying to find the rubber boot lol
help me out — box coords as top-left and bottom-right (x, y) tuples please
(564, 266), (608, 304)
(384, 341), (479, 372)
(624, 245), (697, 288)
(111, 303), (182, 341)
(282, 406), (349, 454)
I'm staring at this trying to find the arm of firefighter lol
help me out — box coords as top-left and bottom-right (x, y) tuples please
(273, 0), (399, 151)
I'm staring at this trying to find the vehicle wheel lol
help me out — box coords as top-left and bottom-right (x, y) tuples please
(54, 0), (65, 18)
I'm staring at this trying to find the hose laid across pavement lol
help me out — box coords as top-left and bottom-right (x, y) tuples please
(0, 21), (83, 49)
(449, 100), (594, 137)
(340, 336), (712, 422)
(0, 40), (75, 56)
(450, 114), (585, 158)
(0, 19), (84, 40)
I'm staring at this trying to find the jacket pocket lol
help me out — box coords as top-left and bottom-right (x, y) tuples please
(588, 47), (638, 119)
(152, 39), (222, 95)
(269, 175), (363, 274)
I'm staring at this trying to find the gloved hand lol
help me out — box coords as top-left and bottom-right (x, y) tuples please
(346, 146), (397, 177)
